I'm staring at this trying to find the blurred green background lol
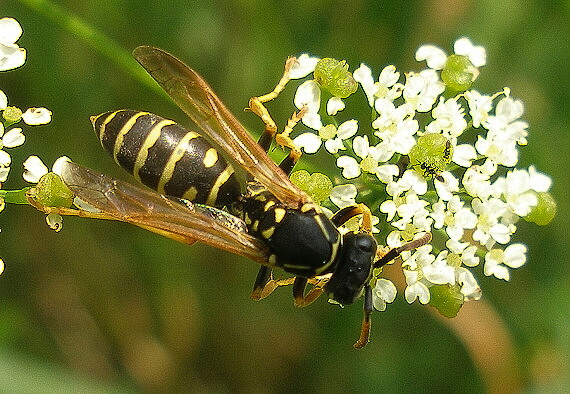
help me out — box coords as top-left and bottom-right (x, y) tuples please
(1, 0), (568, 392)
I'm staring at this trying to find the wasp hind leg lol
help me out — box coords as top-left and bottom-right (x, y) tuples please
(251, 266), (300, 301)
(292, 276), (326, 307)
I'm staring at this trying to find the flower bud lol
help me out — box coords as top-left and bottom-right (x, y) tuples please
(524, 191), (556, 225)
(441, 54), (479, 92)
(429, 284), (464, 318)
(290, 170), (333, 203)
(408, 134), (453, 178)
(314, 58), (358, 98)
(33, 172), (74, 208)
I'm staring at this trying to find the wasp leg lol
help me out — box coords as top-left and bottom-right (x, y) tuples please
(353, 285), (373, 349)
(276, 107), (306, 175)
(292, 276), (325, 307)
(248, 57), (297, 152)
(331, 203), (373, 234)
(247, 57), (306, 176)
(251, 265), (273, 300)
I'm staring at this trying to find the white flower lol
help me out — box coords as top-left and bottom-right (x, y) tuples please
(294, 80), (322, 130)
(329, 184), (357, 208)
(456, 267), (481, 300)
(452, 144), (478, 168)
(403, 269), (430, 304)
(431, 196), (477, 240)
(293, 119), (358, 154)
(472, 197), (512, 248)
(372, 99), (419, 161)
(23, 155), (69, 183)
(289, 54), (319, 79)
(353, 64), (402, 106)
(483, 243), (527, 280)
(416, 37), (486, 70)
(454, 37), (487, 67)
(372, 278), (397, 311)
(22, 107), (52, 125)
(425, 97), (467, 139)
(402, 69), (445, 113)
(464, 90), (493, 128)
(434, 171), (459, 201)
(336, 135), (381, 179)
(1, 127), (25, 148)
(422, 250), (456, 285)
(0, 18), (26, 71)
(385, 169), (427, 197)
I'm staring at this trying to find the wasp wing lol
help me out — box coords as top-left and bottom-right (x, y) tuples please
(132, 46), (309, 208)
(60, 161), (271, 265)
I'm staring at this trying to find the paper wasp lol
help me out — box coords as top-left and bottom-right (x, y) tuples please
(34, 47), (431, 348)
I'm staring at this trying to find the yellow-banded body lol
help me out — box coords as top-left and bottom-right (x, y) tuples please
(93, 110), (240, 208)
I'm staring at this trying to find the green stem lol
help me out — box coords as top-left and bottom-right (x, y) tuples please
(16, 0), (165, 97)
(0, 187), (33, 205)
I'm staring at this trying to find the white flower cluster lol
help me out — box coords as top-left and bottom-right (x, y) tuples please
(286, 38), (553, 312)
(0, 17), (53, 273)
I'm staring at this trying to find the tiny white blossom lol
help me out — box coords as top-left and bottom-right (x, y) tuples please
(415, 45), (447, 70)
(386, 169), (427, 197)
(289, 54), (319, 79)
(454, 37), (487, 67)
(472, 197), (511, 247)
(329, 184), (357, 208)
(1, 127), (25, 148)
(0, 18), (26, 71)
(354, 64), (402, 106)
(294, 80), (322, 130)
(22, 107), (52, 125)
(0, 90), (7, 109)
(425, 97), (467, 139)
(434, 171), (459, 201)
(484, 243), (527, 280)
(402, 69), (445, 113)
(416, 37), (486, 70)
(464, 90), (493, 128)
(293, 119), (358, 155)
(403, 269), (430, 304)
(452, 144), (478, 167)
(327, 97), (345, 115)
(372, 278), (397, 311)
(23, 155), (69, 183)
(336, 135), (381, 179)
(456, 267), (482, 300)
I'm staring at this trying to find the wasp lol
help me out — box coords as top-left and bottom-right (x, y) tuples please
(38, 47), (430, 348)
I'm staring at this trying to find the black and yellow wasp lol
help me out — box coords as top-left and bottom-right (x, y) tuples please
(41, 47), (430, 348)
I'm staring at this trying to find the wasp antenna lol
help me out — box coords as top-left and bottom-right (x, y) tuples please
(374, 232), (432, 268)
(397, 232), (432, 253)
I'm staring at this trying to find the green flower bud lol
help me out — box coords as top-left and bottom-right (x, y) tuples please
(408, 134), (453, 178)
(33, 172), (74, 208)
(441, 54), (478, 92)
(314, 58), (358, 98)
(429, 284), (464, 318)
(524, 191), (556, 225)
(290, 170), (333, 203)
(2, 106), (23, 126)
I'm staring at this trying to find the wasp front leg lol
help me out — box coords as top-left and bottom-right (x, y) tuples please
(247, 57), (306, 176)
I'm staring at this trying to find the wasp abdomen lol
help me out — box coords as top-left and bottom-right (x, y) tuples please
(92, 110), (240, 207)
